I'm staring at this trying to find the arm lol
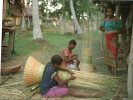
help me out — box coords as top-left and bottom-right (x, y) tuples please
(99, 26), (105, 32)
(53, 73), (76, 86)
(62, 49), (77, 63)
(63, 56), (77, 63)
(56, 67), (75, 75)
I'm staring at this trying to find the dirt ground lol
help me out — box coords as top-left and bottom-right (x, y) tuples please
(1, 43), (127, 100)
(0, 50), (105, 100)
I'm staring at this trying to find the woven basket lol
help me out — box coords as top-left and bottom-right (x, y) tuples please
(1, 65), (21, 75)
(79, 63), (94, 72)
(23, 56), (45, 86)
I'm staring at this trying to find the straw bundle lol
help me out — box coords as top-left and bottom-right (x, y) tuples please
(23, 56), (45, 86)
(23, 56), (119, 96)
(58, 70), (120, 94)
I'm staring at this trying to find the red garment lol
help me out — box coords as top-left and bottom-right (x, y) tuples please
(105, 32), (118, 59)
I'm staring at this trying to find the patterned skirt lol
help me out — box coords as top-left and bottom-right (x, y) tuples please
(103, 32), (118, 68)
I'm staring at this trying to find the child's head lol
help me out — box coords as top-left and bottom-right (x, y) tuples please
(106, 5), (115, 18)
(51, 55), (63, 68)
(68, 39), (77, 50)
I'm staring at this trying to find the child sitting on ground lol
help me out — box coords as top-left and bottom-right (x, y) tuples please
(61, 39), (80, 70)
(40, 55), (102, 98)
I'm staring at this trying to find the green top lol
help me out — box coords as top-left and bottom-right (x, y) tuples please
(100, 17), (123, 32)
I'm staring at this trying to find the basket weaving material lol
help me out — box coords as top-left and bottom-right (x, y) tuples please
(58, 71), (71, 81)
(23, 57), (119, 96)
(79, 63), (94, 72)
(23, 56), (45, 86)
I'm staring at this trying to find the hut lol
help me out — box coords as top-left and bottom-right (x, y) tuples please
(2, 0), (26, 62)
(92, 0), (133, 99)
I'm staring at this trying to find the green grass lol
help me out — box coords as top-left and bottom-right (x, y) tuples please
(13, 31), (42, 57)
(3, 27), (127, 99)
(10, 28), (107, 74)
(45, 33), (82, 54)
(9, 27), (127, 75)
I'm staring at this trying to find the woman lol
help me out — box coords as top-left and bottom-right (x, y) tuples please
(99, 5), (123, 74)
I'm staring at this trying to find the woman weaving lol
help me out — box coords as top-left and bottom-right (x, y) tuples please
(99, 5), (123, 74)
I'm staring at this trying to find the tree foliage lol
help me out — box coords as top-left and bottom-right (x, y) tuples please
(37, 0), (96, 19)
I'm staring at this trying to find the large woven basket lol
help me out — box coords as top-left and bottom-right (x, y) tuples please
(79, 63), (94, 72)
(23, 56), (45, 86)
(1, 65), (21, 75)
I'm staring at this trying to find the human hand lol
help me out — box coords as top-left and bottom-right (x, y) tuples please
(73, 54), (78, 57)
(77, 67), (80, 71)
(68, 70), (75, 75)
(99, 27), (105, 32)
(70, 75), (76, 80)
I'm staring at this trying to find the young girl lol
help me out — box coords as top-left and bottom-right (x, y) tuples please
(99, 5), (123, 74)
(40, 55), (102, 98)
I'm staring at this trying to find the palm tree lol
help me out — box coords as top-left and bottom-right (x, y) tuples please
(69, 0), (83, 34)
(32, 0), (43, 40)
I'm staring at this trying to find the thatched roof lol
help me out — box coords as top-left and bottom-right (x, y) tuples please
(7, 0), (26, 17)
(10, 0), (25, 11)
(25, 6), (32, 17)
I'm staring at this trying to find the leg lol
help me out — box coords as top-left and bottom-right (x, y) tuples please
(76, 59), (80, 71)
(108, 66), (114, 74)
(68, 89), (103, 98)
(42, 86), (68, 98)
(113, 67), (117, 76)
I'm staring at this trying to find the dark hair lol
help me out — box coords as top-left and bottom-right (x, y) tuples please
(69, 39), (77, 45)
(106, 4), (116, 13)
(51, 55), (63, 65)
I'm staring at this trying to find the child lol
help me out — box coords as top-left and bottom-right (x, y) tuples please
(61, 39), (80, 70)
(40, 55), (102, 98)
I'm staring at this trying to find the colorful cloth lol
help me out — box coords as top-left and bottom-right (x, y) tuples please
(100, 17), (122, 32)
(100, 17), (123, 67)
(42, 86), (68, 98)
(104, 32), (118, 67)
(105, 32), (118, 59)
(61, 48), (73, 67)
(40, 62), (57, 95)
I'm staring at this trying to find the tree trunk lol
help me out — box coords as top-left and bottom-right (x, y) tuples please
(128, 24), (133, 99)
(27, 17), (31, 29)
(59, 15), (67, 34)
(0, 0), (3, 83)
(69, 0), (83, 34)
(127, 6), (133, 99)
(21, 15), (26, 31)
(32, 0), (43, 40)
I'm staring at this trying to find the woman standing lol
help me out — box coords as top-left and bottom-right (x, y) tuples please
(99, 5), (123, 74)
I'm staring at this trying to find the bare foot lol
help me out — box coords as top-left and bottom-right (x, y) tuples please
(91, 91), (104, 98)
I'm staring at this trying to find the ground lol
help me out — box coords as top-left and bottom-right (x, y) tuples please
(1, 27), (127, 100)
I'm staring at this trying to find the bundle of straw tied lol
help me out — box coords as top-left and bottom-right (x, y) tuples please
(23, 56), (120, 97)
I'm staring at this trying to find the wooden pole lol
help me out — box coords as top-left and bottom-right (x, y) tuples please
(3, 0), (7, 19)
(0, 0), (3, 84)
(127, 5), (133, 99)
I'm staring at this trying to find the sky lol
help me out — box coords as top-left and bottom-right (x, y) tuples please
(25, 0), (62, 13)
